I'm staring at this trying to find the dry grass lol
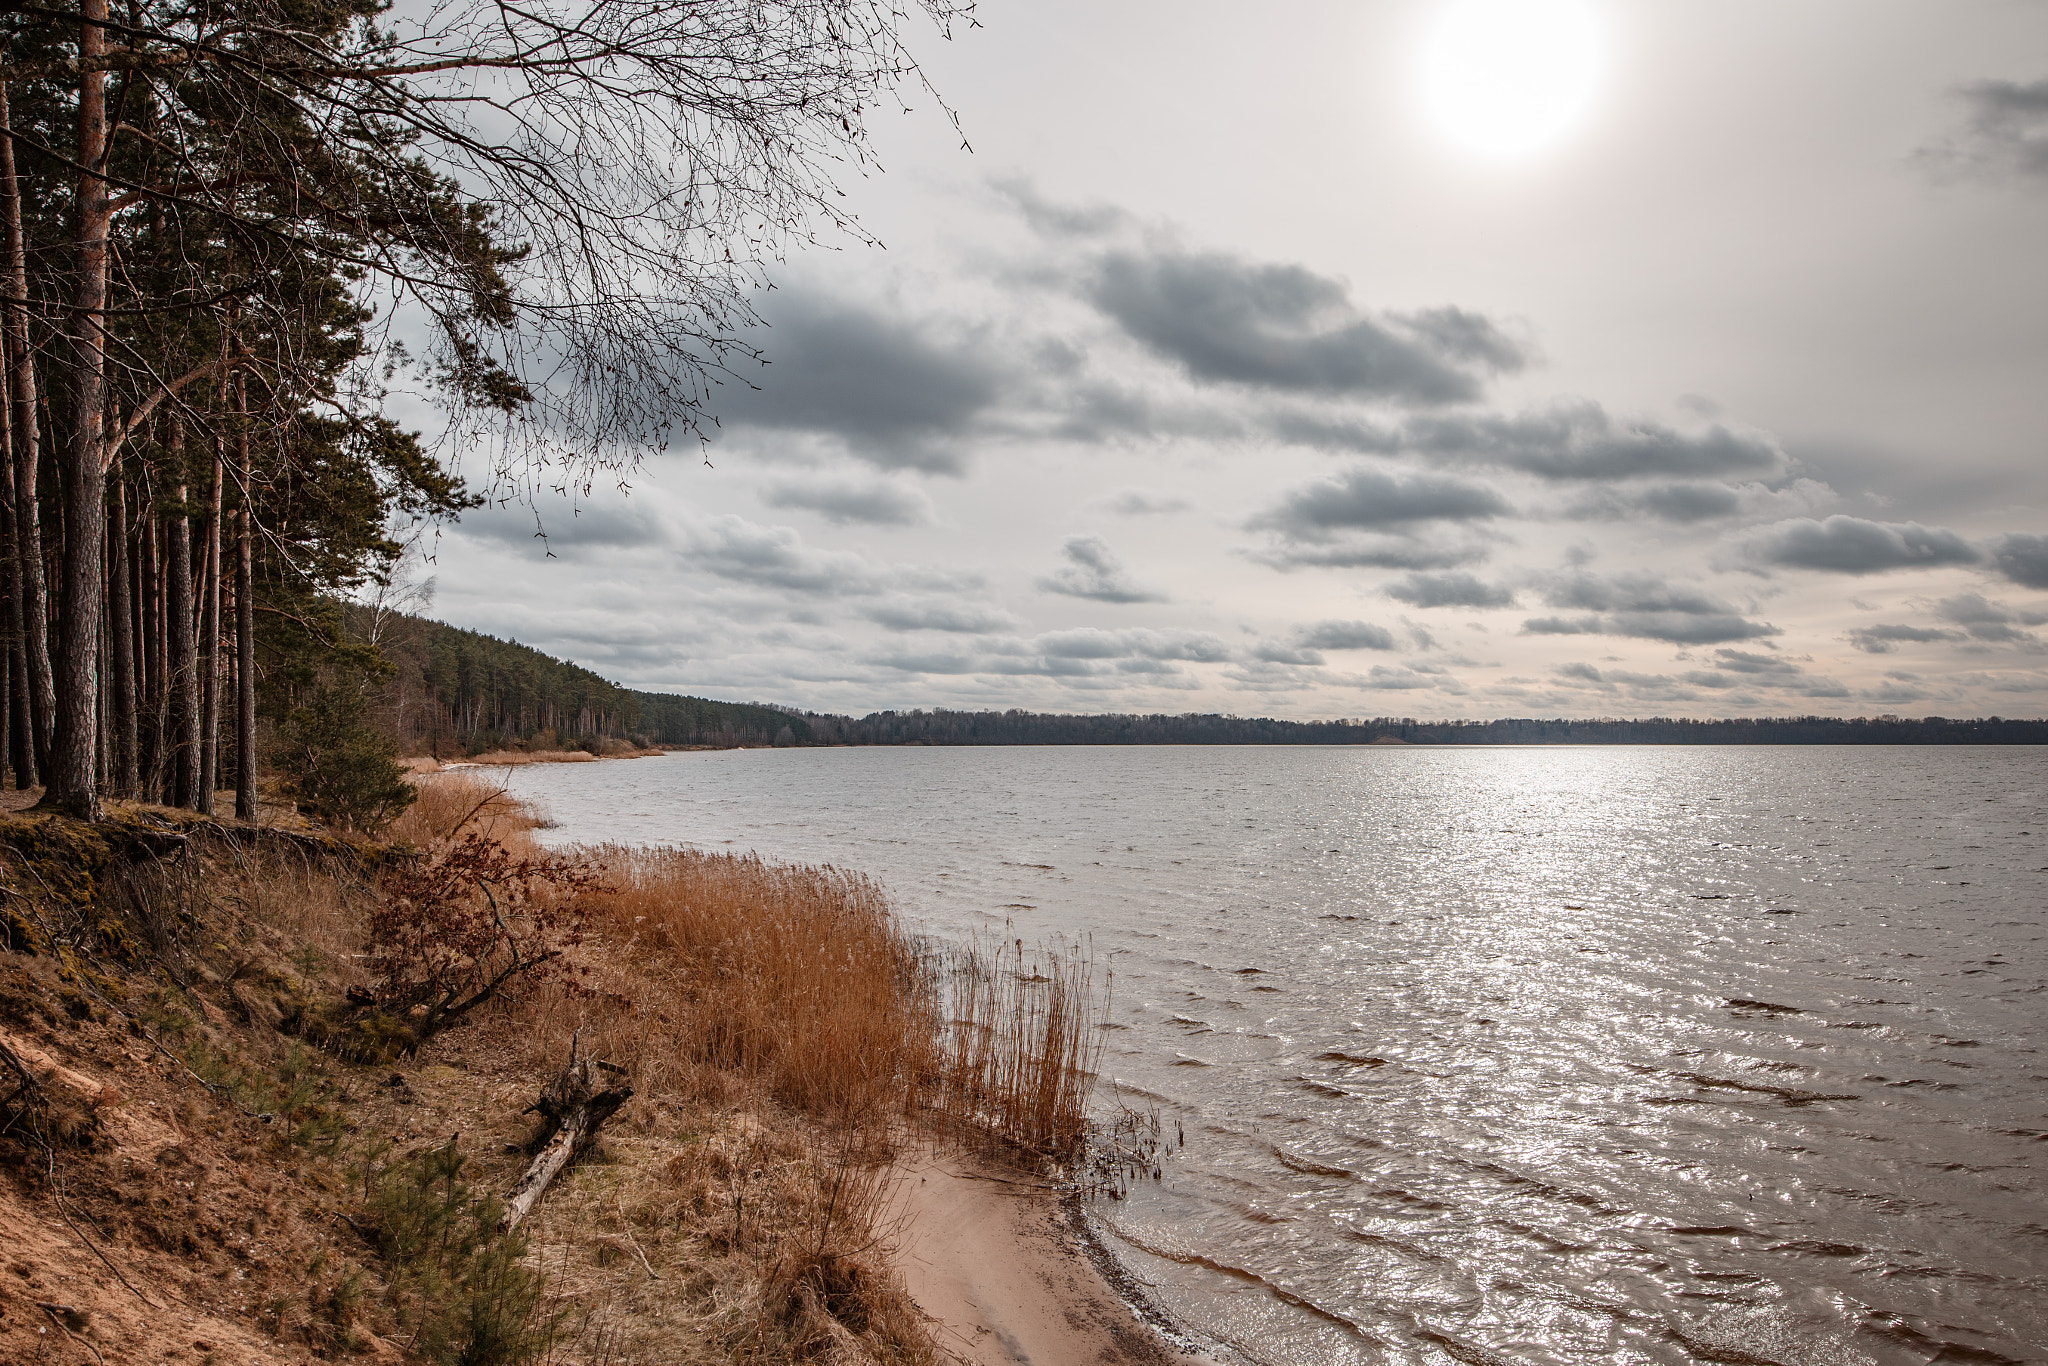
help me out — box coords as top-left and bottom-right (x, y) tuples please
(563, 846), (940, 1125)
(473, 842), (1104, 1362)
(390, 770), (548, 848)
(11, 787), (1101, 1365)
(482, 844), (951, 1364)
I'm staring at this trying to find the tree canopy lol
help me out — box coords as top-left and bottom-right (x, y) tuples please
(0, 0), (967, 818)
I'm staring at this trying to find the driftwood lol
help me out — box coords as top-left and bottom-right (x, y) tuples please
(500, 1038), (632, 1232)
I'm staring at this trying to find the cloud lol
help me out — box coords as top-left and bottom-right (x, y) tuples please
(722, 293), (1002, 472)
(869, 626), (1229, 681)
(1524, 571), (1779, 644)
(1569, 481), (1746, 523)
(1085, 247), (1524, 403)
(465, 501), (672, 558)
(1034, 628), (1231, 663)
(1704, 649), (1801, 676)
(680, 515), (894, 595)
(1552, 651), (1844, 699)
(1250, 466), (1510, 536)
(761, 474), (936, 526)
(1271, 402), (1786, 483)
(1252, 536), (1493, 572)
(1846, 623), (1966, 654)
(1934, 592), (2045, 646)
(1244, 466), (1507, 573)
(1990, 533), (2048, 588)
(1739, 515), (1981, 575)
(1097, 488), (1192, 516)
(996, 177), (1131, 239)
(863, 598), (1023, 634)
(1036, 536), (1168, 603)
(1383, 571), (1516, 609)
(1298, 620), (1398, 651)
(1921, 77), (2048, 182)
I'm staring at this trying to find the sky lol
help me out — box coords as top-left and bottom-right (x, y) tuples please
(424, 0), (2048, 721)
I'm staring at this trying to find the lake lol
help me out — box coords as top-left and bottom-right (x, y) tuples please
(502, 745), (2048, 1366)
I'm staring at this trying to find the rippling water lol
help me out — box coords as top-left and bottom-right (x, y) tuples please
(500, 746), (2048, 1366)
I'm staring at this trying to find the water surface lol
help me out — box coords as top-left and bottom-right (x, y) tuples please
(504, 746), (2048, 1366)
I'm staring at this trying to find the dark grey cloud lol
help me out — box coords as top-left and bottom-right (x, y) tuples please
(724, 294), (1002, 472)
(1253, 536), (1492, 572)
(1249, 466), (1510, 537)
(1990, 533), (2048, 588)
(1925, 77), (2048, 182)
(1740, 515), (1981, 574)
(1036, 536), (1167, 603)
(1270, 402), (1785, 483)
(1524, 571), (1779, 644)
(761, 475), (935, 526)
(1570, 481), (1746, 523)
(1383, 571), (1516, 609)
(1086, 248), (1524, 404)
(465, 502), (671, 558)
(1846, 623), (1965, 654)
(1298, 620), (1398, 651)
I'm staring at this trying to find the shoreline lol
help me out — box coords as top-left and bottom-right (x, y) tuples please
(890, 1145), (1212, 1365)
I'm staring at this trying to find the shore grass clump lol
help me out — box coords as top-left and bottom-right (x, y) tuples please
(929, 936), (1102, 1165)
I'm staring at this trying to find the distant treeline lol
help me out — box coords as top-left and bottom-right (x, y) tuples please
(801, 710), (2048, 747)
(365, 616), (2047, 753)
(365, 614), (809, 755)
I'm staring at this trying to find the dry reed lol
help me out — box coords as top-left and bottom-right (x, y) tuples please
(390, 771), (546, 848)
(929, 936), (1102, 1165)
(567, 845), (940, 1127)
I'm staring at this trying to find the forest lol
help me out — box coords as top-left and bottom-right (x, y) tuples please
(363, 616), (2048, 752)
(0, 0), (960, 823)
(802, 708), (2048, 746)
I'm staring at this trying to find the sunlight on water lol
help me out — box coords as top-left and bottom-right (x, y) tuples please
(505, 747), (2048, 1366)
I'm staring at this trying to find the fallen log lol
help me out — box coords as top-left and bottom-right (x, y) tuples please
(500, 1039), (632, 1232)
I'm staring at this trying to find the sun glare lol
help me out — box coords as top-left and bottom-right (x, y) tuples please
(1419, 0), (1605, 160)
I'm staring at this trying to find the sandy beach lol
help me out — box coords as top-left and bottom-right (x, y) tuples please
(891, 1146), (1207, 1366)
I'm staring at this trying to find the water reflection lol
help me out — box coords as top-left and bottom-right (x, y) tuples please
(506, 747), (2048, 1366)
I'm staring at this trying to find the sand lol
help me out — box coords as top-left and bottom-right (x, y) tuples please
(890, 1147), (1207, 1366)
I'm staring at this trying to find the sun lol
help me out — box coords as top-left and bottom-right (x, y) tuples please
(1418, 0), (1606, 160)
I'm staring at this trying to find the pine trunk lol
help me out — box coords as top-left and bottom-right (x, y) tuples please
(45, 0), (115, 818)
(0, 81), (53, 787)
(197, 448), (222, 813)
(234, 393), (257, 822)
(107, 483), (138, 797)
(166, 445), (198, 808)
